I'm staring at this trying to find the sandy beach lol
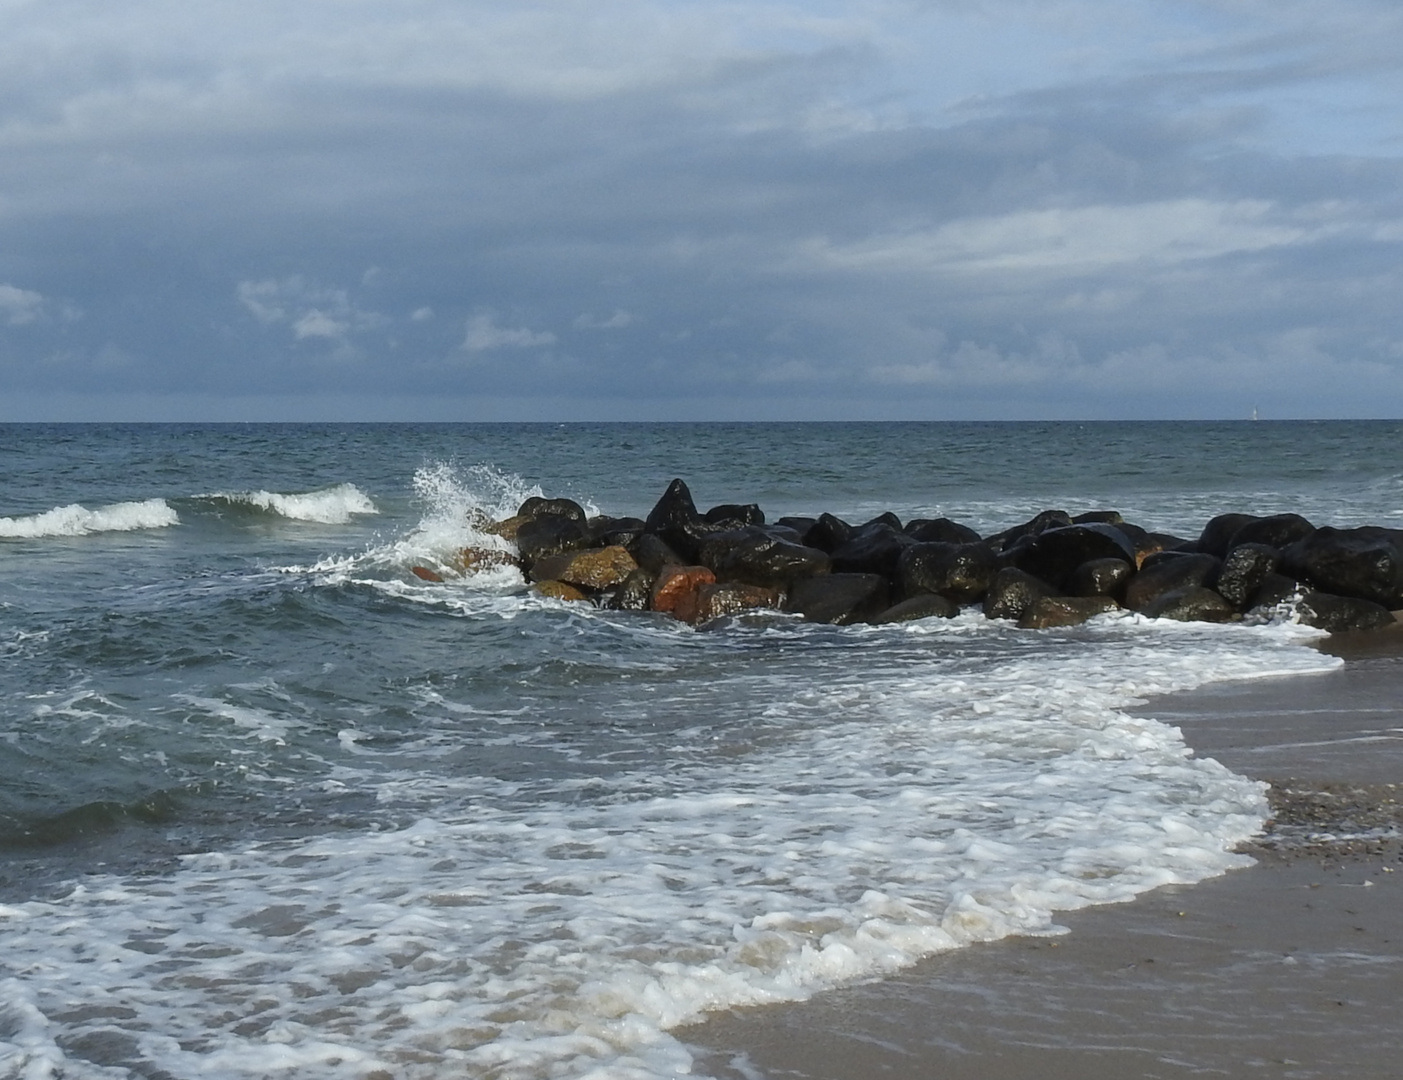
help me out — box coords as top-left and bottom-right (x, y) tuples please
(683, 626), (1403, 1079)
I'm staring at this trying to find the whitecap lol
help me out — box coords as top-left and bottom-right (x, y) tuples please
(0, 498), (179, 538)
(214, 483), (378, 524)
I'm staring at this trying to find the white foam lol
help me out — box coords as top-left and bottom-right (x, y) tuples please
(217, 483), (378, 524)
(0, 617), (1340, 1080)
(0, 498), (179, 538)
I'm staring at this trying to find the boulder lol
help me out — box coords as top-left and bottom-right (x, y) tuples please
(1124, 553), (1222, 611)
(1140, 585), (1236, 623)
(870, 593), (960, 624)
(410, 565), (443, 582)
(704, 503), (765, 526)
(528, 545), (638, 589)
(1282, 526), (1403, 609)
(898, 542), (999, 603)
(650, 564), (717, 624)
(1017, 595), (1119, 629)
(589, 515), (646, 547)
(698, 526), (831, 587)
(693, 582), (782, 623)
(986, 509), (1073, 552)
(830, 524), (915, 577)
(453, 547), (520, 575)
(534, 580), (588, 603)
(1072, 510), (1124, 525)
(904, 518), (982, 544)
(515, 514), (591, 566)
(1215, 543), (1281, 609)
(642, 478), (717, 563)
(484, 514), (528, 541)
(775, 515), (818, 537)
(803, 513), (853, 553)
(518, 496), (587, 523)
(1228, 513), (1315, 552)
(1294, 591), (1399, 633)
(982, 567), (1058, 621)
(783, 574), (891, 625)
(1003, 523), (1136, 591)
(1247, 572), (1306, 611)
(1195, 513), (1259, 558)
(628, 532), (684, 576)
(1068, 557), (1134, 598)
(861, 511), (904, 532)
(603, 568), (656, 612)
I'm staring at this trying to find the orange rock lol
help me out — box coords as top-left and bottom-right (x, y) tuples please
(534, 580), (588, 602)
(650, 565), (717, 623)
(411, 565), (444, 583)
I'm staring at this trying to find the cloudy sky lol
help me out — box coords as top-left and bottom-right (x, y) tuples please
(2, 0), (1402, 421)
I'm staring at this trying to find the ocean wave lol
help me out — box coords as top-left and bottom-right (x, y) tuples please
(0, 499), (179, 538)
(208, 483), (378, 524)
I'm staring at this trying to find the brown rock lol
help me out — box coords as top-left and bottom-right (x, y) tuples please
(484, 514), (528, 541)
(693, 582), (781, 623)
(410, 565), (444, 583)
(529, 545), (638, 589)
(453, 547), (520, 574)
(1017, 595), (1119, 629)
(650, 565), (717, 623)
(534, 580), (588, 603)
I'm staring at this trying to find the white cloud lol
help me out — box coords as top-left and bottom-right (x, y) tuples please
(0, 283), (43, 325)
(411, 306), (434, 322)
(573, 310), (635, 330)
(462, 313), (556, 352)
(804, 199), (1312, 276)
(236, 276), (382, 346)
(292, 309), (349, 340)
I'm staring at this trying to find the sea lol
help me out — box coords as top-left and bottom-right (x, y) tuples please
(1, 420), (1399, 1080)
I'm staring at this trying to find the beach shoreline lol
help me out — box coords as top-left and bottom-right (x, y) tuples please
(682, 625), (1403, 1079)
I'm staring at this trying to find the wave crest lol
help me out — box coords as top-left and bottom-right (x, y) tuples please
(214, 484), (378, 524)
(0, 499), (179, 538)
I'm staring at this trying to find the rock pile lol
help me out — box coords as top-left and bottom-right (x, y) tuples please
(420, 479), (1403, 633)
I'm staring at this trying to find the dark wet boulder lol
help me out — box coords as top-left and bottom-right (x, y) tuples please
(1068, 557), (1135, 598)
(897, 542), (999, 604)
(515, 514), (591, 566)
(603, 567), (656, 612)
(904, 518), (982, 544)
(528, 545), (639, 589)
(1017, 595), (1119, 629)
(1148, 531), (1196, 554)
(519, 496), (587, 523)
(704, 502), (765, 527)
(1216, 543), (1281, 609)
(587, 515), (646, 547)
(1114, 522), (1166, 565)
(1140, 585), (1236, 623)
(1195, 513), (1259, 558)
(642, 479), (718, 563)
(982, 567), (1058, 621)
(1002, 524), (1136, 592)
(693, 582), (782, 623)
(1282, 526), (1403, 609)
(784, 573), (890, 625)
(1294, 591), (1398, 633)
(628, 532), (684, 576)
(1228, 513), (1314, 553)
(870, 593), (960, 624)
(1124, 553), (1222, 611)
(802, 513), (853, 554)
(1072, 510), (1124, 525)
(1247, 572), (1306, 611)
(698, 527), (831, 588)
(535, 580), (589, 602)
(830, 524), (915, 578)
(861, 511), (903, 532)
(986, 509), (1074, 552)
(775, 515), (818, 537)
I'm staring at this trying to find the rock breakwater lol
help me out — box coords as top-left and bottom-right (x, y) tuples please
(419, 479), (1403, 633)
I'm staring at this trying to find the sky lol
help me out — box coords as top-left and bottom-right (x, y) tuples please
(2, 0), (1402, 421)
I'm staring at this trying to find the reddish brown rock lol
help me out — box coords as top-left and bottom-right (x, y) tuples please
(650, 565), (717, 623)
(484, 514), (528, 541)
(453, 547), (520, 575)
(410, 565), (444, 583)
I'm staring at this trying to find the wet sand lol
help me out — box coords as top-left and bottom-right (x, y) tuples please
(683, 626), (1403, 1079)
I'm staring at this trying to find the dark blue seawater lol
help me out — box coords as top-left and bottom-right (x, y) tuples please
(0, 421), (1397, 1079)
